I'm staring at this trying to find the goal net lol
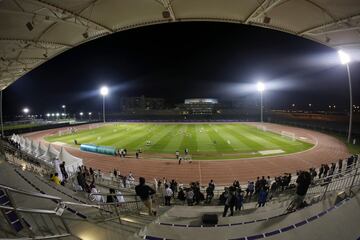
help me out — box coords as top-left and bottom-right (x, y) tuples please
(257, 125), (267, 132)
(281, 131), (296, 141)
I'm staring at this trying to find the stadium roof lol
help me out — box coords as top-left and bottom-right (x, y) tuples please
(1, 0), (360, 90)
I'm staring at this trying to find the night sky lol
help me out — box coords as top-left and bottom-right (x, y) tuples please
(3, 22), (360, 117)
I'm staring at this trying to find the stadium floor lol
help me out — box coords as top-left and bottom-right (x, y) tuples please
(44, 122), (313, 160)
(26, 122), (349, 185)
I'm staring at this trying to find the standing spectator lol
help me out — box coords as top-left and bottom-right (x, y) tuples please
(135, 177), (157, 216)
(245, 181), (255, 200)
(177, 188), (186, 203)
(257, 187), (268, 207)
(59, 161), (68, 182)
(113, 169), (118, 179)
(164, 184), (173, 206)
(323, 164), (330, 178)
(175, 150), (180, 159)
(319, 164), (324, 179)
(106, 188), (117, 203)
(338, 159), (343, 174)
(136, 151), (139, 159)
(206, 180), (215, 203)
(235, 188), (244, 211)
(287, 170), (311, 211)
(254, 177), (260, 194)
(53, 158), (63, 182)
(223, 186), (236, 217)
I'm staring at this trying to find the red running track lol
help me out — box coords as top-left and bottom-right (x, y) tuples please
(24, 122), (349, 186)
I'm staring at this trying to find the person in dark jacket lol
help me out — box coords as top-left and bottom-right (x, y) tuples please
(135, 177), (156, 216)
(257, 187), (268, 207)
(106, 188), (117, 203)
(287, 170), (311, 211)
(223, 186), (236, 217)
(59, 162), (68, 181)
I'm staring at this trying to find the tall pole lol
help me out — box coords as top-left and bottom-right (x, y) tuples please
(0, 90), (4, 137)
(346, 64), (352, 143)
(102, 96), (105, 123)
(260, 91), (263, 123)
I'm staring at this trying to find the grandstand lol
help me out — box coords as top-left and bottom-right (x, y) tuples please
(1, 137), (360, 239)
(1, 1), (360, 239)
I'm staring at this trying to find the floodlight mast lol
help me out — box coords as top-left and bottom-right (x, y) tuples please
(257, 82), (265, 123)
(100, 86), (108, 123)
(0, 90), (3, 137)
(337, 50), (352, 143)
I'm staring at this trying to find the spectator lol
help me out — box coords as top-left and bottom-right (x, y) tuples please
(177, 187), (186, 203)
(90, 184), (103, 202)
(135, 177), (157, 216)
(287, 170), (311, 211)
(245, 181), (255, 200)
(51, 173), (61, 185)
(338, 159), (343, 174)
(60, 161), (68, 181)
(223, 186), (236, 217)
(235, 188), (243, 211)
(107, 188), (117, 203)
(257, 187), (268, 207)
(185, 188), (194, 206)
(323, 164), (330, 178)
(164, 184), (173, 206)
(319, 164), (324, 178)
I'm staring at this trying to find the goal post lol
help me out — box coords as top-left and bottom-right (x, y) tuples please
(257, 125), (267, 132)
(281, 131), (296, 141)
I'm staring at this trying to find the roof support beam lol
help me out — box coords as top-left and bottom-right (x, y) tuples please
(299, 13), (360, 35)
(307, 26), (360, 36)
(26, 0), (114, 33)
(245, 0), (288, 24)
(0, 38), (72, 48)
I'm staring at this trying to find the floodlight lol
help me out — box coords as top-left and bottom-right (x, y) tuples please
(88, 112), (92, 115)
(46, 113), (50, 117)
(61, 113), (65, 116)
(338, 50), (351, 65)
(23, 108), (29, 114)
(257, 82), (265, 92)
(100, 86), (108, 96)
(56, 113), (60, 117)
(79, 112), (83, 116)
(51, 113), (55, 117)
(62, 105), (66, 108)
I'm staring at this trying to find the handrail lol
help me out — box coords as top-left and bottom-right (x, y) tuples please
(0, 204), (57, 214)
(0, 183), (62, 201)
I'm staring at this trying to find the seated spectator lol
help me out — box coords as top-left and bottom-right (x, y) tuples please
(90, 184), (103, 202)
(115, 190), (125, 203)
(185, 188), (194, 206)
(51, 173), (61, 185)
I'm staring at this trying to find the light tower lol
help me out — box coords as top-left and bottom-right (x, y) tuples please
(257, 82), (265, 123)
(337, 50), (352, 143)
(100, 86), (109, 123)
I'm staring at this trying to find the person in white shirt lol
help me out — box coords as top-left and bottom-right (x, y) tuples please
(164, 184), (173, 206)
(90, 184), (103, 202)
(116, 190), (125, 203)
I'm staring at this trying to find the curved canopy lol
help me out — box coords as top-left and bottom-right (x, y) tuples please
(1, 0), (359, 90)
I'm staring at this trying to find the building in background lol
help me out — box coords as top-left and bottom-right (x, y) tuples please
(120, 95), (165, 111)
(180, 98), (219, 115)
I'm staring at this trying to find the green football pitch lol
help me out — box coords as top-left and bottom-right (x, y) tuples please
(45, 123), (313, 160)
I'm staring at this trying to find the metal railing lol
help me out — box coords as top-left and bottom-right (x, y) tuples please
(0, 184), (75, 240)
